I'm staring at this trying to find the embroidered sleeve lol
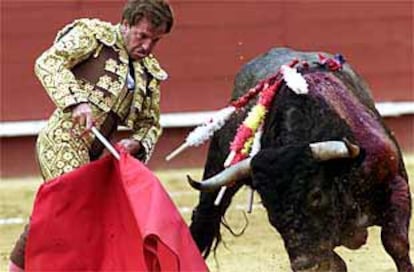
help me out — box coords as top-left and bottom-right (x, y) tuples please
(34, 20), (99, 110)
(142, 54), (168, 81)
(129, 80), (163, 163)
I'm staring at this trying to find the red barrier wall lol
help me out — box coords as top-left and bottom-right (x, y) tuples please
(2, 0), (413, 121)
(1, 1), (413, 177)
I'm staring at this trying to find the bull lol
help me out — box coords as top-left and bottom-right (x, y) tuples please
(187, 48), (412, 271)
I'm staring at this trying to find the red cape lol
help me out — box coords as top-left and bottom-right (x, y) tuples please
(26, 152), (207, 271)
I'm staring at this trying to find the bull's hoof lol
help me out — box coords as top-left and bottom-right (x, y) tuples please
(293, 252), (347, 272)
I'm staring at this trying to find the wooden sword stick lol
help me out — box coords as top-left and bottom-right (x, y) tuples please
(90, 126), (120, 161)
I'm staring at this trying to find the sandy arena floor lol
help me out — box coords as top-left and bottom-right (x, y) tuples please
(1, 155), (413, 271)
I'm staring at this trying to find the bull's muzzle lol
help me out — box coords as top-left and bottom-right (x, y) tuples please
(187, 158), (252, 191)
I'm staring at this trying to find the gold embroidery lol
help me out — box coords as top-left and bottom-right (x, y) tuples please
(108, 80), (122, 95)
(135, 76), (147, 94)
(45, 150), (54, 160)
(104, 96), (112, 105)
(126, 70), (162, 163)
(63, 165), (74, 172)
(148, 79), (159, 92)
(118, 49), (129, 64)
(96, 75), (113, 90)
(103, 59), (127, 94)
(116, 63), (128, 78)
(70, 159), (80, 167)
(87, 19), (117, 46)
(84, 82), (94, 92)
(63, 96), (77, 106)
(95, 89), (104, 98)
(112, 86), (134, 120)
(88, 90), (111, 112)
(54, 128), (63, 136)
(36, 18), (166, 176)
(36, 109), (92, 180)
(142, 55), (168, 80)
(133, 95), (144, 111)
(96, 74), (124, 97)
(62, 121), (72, 129)
(56, 161), (65, 169)
(94, 28), (116, 46)
(35, 19), (99, 110)
(93, 44), (104, 58)
(63, 152), (74, 160)
(104, 58), (118, 74)
(133, 61), (144, 73)
(61, 132), (71, 141)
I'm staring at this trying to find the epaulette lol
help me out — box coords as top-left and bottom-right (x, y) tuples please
(142, 54), (168, 81)
(54, 18), (117, 47)
(85, 19), (117, 46)
(54, 19), (81, 43)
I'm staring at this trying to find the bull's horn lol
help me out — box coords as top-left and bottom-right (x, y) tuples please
(309, 140), (360, 161)
(187, 158), (252, 191)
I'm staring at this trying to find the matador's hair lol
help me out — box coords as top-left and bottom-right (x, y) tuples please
(122, 0), (174, 33)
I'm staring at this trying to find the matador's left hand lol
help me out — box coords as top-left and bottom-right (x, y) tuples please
(117, 139), (141, 155)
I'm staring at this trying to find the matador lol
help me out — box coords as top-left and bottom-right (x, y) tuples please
(35, 18), (167, 180)
(9, 0), (174, 270)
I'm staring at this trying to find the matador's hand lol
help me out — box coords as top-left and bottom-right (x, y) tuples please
(72, 103), (93, 130)
(117, 139), (142, 155)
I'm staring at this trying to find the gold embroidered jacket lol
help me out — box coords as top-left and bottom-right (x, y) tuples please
(34, 18), (167, 161)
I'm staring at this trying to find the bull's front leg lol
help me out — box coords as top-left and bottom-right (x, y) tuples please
(190, 182), (244, 258)
(381, 175), (413, 272)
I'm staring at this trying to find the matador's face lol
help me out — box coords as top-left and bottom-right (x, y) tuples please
(121, 17), (167, 61)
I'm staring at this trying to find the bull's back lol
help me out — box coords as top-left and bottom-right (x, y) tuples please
(232, 48), (376, 110)
(230, 47), (405, 182)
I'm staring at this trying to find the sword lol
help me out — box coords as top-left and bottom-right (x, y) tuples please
(90, 126), (120, 161)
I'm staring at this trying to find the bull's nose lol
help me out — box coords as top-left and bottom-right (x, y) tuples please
(292, 256), (319, 271)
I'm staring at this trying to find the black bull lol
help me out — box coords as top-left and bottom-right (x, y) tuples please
(188, 48), (412, 272)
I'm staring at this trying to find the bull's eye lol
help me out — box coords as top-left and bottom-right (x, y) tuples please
(306, 188), (327, 209)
